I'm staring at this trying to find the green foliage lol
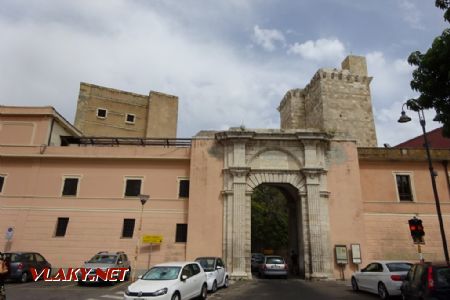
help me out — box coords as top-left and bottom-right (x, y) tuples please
(407, 1), (450, 136)
(251, 185), (288, 252)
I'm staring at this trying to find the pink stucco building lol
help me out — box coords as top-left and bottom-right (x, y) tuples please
(1, 56), (449, 281)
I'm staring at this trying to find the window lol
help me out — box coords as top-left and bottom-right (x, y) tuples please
(125, 179), (142, 197)
(175, 224), (188, 243)
(121, 219), (135, 238)
(396, 174), (413, 201)
(62, 178), (79, 196)
(96, 108), (107, 118)
(35, 253), (45, 263)
(179, 179), (189, 198)
(0, 176), (4, 193)
(55, 217), (69, 237)
(125, 114), (135, 124)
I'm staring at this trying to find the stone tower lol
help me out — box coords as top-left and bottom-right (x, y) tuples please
(278, 55), (377, 147)
(74, 82), (178, 138)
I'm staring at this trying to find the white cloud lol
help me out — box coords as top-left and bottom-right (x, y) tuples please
(252, 25), (286, 51)
(287, 38), (346, 62)
(398, 0), (424, 30)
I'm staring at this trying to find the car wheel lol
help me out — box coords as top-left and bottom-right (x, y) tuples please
(171, 292), (180, 300)
(212, 280), (217, 293)
(351, 277), (359, 291)
(199, 284), (207, 299)
(77, 280), (84, 286)
(125, 268), (131, 281)
(20, 272), (29, 283)
(223, 276), (229, 288)
(378, 282), (389, 300)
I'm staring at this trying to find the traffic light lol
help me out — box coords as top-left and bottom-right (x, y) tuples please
(408, 217), (425, 244)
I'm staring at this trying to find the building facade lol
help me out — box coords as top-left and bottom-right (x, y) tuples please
(0, 56), (449, 281)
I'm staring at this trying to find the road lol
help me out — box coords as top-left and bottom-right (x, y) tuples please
(4, 277), (394, 300)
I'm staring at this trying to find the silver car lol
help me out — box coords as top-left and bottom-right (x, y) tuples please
(258, 255), (288, 279)
(78, 251), (131, 284)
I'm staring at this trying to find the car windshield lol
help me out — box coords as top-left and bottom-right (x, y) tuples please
(266, 257), (284, 264)
(436, 267), (450, 288)
(196, 258), (215, 272)
(142, 266), (181, 280)
(386, 263), (412, 272)
(88, 255), (117, 264)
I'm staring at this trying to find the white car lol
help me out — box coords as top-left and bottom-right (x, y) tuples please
(351, 260), (412, 299)
(124, 262), (207, 300)
(195, 257), (229, 292)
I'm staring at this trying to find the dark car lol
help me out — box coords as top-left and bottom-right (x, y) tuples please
(401, 262), (450, 300)
(4, 252), (51, 283)
(251, 253), (264, 272)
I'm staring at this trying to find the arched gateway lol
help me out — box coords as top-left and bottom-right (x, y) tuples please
(216, 129), (333, 280)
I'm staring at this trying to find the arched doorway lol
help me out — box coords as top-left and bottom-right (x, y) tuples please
(217, 129), (332, 280)
(251, 183), (305, 278)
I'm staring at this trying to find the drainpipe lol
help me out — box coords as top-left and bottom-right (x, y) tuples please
(47, 118), (55, 146)
(443, 161), (450, 199)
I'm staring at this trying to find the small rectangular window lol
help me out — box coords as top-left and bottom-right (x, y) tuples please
(125, 179), (142, 197)
(396, 174), (413, 201)
(179, 179), (189, 198)
(62, 178), (79, 196)
(122, 219), (135, 238)
(176, 224), (188, 243)
(97, 108), (107, 118)
(55, 217), (69, 237)
(0, 176), (4, 193)
(126, 114), (135, 124)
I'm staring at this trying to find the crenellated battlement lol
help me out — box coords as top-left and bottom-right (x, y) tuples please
(279, 55), (378, 147)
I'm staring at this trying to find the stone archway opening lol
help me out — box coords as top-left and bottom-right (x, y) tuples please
(251, 183), (305, 278)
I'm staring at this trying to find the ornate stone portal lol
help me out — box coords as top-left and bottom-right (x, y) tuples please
(216, 129), (333, 280)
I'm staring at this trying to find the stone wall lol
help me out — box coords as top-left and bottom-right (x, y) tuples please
(74, 82), (178, 138)
(279, 55), (378, 147)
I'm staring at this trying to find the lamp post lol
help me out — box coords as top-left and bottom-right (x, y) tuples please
(398, 101), (449, 264)
(132, 194), (149, 281)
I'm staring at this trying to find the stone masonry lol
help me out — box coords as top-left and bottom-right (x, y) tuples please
(278, 55), (378, 147)
(74, 82), (178, 138)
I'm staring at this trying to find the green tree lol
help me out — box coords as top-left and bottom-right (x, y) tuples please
(408, 1), (450, 136)
(251, 185), (288, 252)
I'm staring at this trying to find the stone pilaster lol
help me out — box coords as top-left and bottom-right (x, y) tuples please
(303, 168), (331, 279)
(230, 167), (250, 278)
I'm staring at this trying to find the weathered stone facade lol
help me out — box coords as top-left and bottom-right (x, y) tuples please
(279, 55), (377, 147)
(215, 128), (333, 280)
(74, 82), (178, 138)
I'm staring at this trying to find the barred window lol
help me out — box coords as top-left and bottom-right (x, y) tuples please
(396, 174), (413, 201)
(179, 180), (189, 198)
(125, 179), (142, 197)
(62, 178), (79, 196)
(122, 219), (135, 238)
(175, 224), (188, 243)
(55, 217), (69, 237)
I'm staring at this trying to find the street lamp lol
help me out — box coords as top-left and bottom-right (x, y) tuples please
(398, 101), (449, 264)
(132, 194), (149, 281)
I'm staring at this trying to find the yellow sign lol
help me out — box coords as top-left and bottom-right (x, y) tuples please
(142, 235), (163, 244)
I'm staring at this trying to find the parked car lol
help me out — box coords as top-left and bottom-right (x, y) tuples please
(124, 261), (208, 300)
(3, 252), (51, 283)
(195, 257), (229, 292)
(258, 255), (288, 279)
(401, 262), (450, 300)
(78, 251), (130, 284)
(351, 260), (412, 299)
(251, 253), (264, 272)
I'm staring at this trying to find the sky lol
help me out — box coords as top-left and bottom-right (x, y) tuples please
(0, 0), (448, 146)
